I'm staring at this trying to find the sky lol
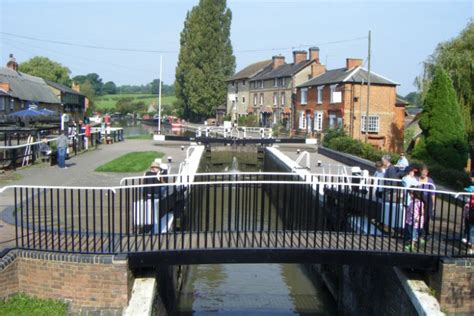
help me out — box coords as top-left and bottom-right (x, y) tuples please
(0, 0), (472, 95)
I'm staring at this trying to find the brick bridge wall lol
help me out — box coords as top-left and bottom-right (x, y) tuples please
(427, 258), (474, 314)
(0, 250), (133, 313)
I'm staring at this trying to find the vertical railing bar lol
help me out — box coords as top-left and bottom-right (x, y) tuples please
(14, 188), (18, 248)
(78, 189), (82, 252)
(70, 189), (74, 252)
(86, 190), (89, 253)
(26, 187), (30, 249)
(93, 190), (97, 253)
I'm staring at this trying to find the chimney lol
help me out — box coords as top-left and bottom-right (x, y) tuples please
(272, 55), (285, 69)
(311, 64), (326, 78)
(0, 82), (10, 92)
(346, 58), (363, 70)
(309, 47), (320, 63)
(6, 54), (18, 71)
(293, 50), (307, 64)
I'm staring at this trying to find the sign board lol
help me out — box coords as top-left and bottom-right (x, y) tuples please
(332, 92), (342, 103)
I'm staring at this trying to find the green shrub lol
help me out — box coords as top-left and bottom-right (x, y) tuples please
(322, 128), (346, 147)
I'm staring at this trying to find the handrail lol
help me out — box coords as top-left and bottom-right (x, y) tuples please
(3, 174), (472, 197)
(0, 131), (100, 150)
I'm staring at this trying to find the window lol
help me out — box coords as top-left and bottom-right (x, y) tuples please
(11, 100), (15, 111)
(274, 78), (278, 87)
(361, 115), (380, 133)
(273, 92), (277, 106)
(242, 80), (246, 86)
(259, 93), (264, 105)
(253, 94), (257, 106)
(242, 97), (245, 103)
(330, 84), (337, 103)
(328, 114), (337, 129)
(232, 81), (235, 87)
(314, 111), (323, 131)
(301, 88), (308, 104)
(298, 111), (306, 129)
(235, 96), (238, 103)
(260, 80), (264, 88)
(281, 92), (285, 106)
(277, 77), (286, 87)
(0, 97), (5, 111)
(317, 86), (323, 104)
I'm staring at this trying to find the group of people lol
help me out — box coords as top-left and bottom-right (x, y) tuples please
(373, 153), (436, 251)
(373, 152), (473, 253)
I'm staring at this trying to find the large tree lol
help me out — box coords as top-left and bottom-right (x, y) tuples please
(175, 0), (235, 121)
(73, 73), (104, 95)
(19, 56), (71, 86)
(417, 66), (468, 170)
(103, 81), (117, 94)
(417, 21), (473, 137)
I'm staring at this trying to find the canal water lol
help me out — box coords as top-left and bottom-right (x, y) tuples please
(111, 118), (194, 137)
(174, 149), (337, 315)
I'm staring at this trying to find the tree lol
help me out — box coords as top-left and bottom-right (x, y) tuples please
(115, 97), (146, 114)
(417, 66), (468, 170)
(19, 56), (71, 86)
(73, 73), (104, 95)
(404, 92), (422, 108)
(417, 21), (474, 136)
(103, 81), (117, 95)
(175, 0), (235, 121)
(79, 80), (96, 111)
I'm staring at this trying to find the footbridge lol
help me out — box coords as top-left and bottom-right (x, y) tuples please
(1, 172), (472, 270)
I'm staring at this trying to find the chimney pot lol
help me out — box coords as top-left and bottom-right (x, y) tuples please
(346, 58), (363, 70)
(293, 50), (307, 64)
(272, 55), (285, 69)
(6, 54), (18, 71)
(309, 47), (320, 63)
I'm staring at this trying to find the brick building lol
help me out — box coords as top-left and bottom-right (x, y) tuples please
(248, 48), (324, 128)
(295, 58), (404, 152)
(0, 55), (61, 116)
(226, 60), (272, 121)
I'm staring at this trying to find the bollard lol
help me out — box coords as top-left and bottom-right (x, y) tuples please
(317, 160), (322, 167)
(260, 128), (264, 139)
(167, 156), (172, 163)
(205, 127), (210, 137)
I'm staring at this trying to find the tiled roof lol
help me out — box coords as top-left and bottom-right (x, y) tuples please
(251, 60), (313, 81)
(0, 67), (61, 104)
(45, 79), (84, 96)
(228, 60), (272, 81)
(298, 67), (398, 88)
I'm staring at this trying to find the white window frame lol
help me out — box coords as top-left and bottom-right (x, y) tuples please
(330, 84), (338, 104)
(259, 93), (263, 106)
(274, 78), (278, 87)
(253, 94), (257, 106)
(273, 93), (277, 106)
(361, 115), (380, 133)
(260, 80), (264, 89)
(314, 111), (323, 131)
(317, 86), (323, 104)
(298, 111), (306, 130)
(282, 77), (286, 86)
(281, 92), (285, 106)
(301, 88), (308, 105)
(242, 97), (245, 104)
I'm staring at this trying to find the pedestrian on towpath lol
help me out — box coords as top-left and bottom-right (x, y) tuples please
(56, 130), (69, 169)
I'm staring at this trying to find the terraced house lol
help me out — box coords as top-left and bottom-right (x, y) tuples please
(295, 58), (405, 152)
(226, 60), (272, 121)
(248, 48), (325, 128)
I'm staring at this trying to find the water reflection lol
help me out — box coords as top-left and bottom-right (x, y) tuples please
(175, 151), (337, 315)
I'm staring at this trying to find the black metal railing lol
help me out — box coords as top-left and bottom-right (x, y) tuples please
(3, 173), (473, 259)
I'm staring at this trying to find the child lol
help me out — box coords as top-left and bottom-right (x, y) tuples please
(405, 187), (425, 251)
(373, 161), (385, 199)
(462, 193), (474, 255)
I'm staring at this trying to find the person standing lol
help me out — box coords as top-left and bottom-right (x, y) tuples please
(373, 161), (385, 200)
(56, 130), (69, 169)
(404, 187), (425, 251)
(402, 166), (419, 206)
(417, 165), (436, 238)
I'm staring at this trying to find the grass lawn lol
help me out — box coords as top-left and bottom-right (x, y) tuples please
(0, 294), (68, 316)
(95, 151), (164, 172)
(95, 94), (176, 111)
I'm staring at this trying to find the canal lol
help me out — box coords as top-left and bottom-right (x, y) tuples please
(174, 148), (337, 315)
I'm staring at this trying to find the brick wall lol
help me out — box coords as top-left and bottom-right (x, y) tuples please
(426, 258), (474, 314)
(0, 250), (133, 313)
(0, 252), (18, 298)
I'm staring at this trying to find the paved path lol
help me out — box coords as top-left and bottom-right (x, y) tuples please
(0, 139), (192, 251)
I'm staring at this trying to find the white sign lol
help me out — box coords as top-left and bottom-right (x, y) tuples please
(332, 91), (342, 103)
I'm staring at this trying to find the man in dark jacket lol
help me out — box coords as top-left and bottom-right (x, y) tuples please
(56, 131), (69, 169)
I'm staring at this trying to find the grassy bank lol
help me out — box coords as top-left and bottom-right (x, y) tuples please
(95, 94), (176, 111)
(0, 294), (68, 316)
(95, 151), (164, 172)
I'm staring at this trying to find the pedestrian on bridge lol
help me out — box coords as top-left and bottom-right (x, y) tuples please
(417, 165), (435, 239)
(405, 187), (425, 251)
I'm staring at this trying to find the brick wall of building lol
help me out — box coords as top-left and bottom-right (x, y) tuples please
(426, 258), (474, 314)
(0, 250), (133, 313)
(0, 252), (18, 298)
